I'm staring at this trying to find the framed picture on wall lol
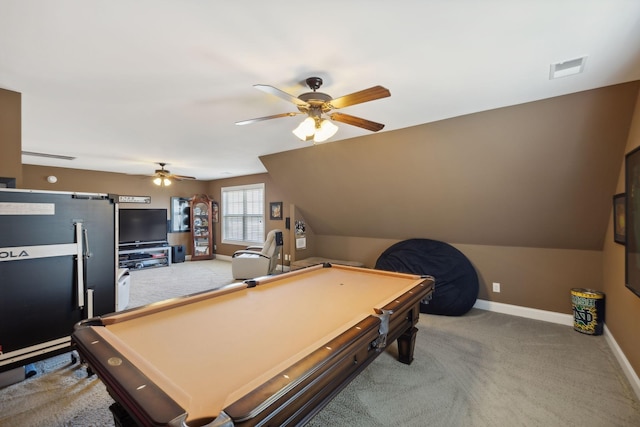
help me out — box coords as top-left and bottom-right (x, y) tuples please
(212, 201), (219, 223)
(270, 202), (283, 220)
(170, 197), (191, 233)
(613, 193), (625, 245)
(625, 146), (640, 298)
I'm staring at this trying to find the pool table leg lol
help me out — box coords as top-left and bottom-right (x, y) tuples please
(397, 326), (418, 365)
(109, 402), (136, 427)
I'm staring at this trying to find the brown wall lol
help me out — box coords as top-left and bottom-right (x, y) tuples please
(313, 235), (602, 312)
(22, 165), (211, 251)
(20, 165), (292, 259)
(205, 173), (293, 262)
(0, 88), (22, 186)
(261, 82), (638, 249)
(603, 88), (640, 381)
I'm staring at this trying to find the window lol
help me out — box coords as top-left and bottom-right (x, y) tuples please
(221, 183), (265, 245)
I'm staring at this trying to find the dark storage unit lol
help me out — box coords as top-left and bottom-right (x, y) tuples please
(0, 189), (117, 373)
(172, 245), (185, 263)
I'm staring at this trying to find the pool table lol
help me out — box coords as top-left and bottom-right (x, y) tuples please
(72, 263), (434, 427)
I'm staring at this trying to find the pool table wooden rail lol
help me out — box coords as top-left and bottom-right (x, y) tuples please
(72, 265), (434, 427)
(73, 326), (186, 426)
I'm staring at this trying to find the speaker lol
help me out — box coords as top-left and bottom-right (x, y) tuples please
(172, 245), (185, 263)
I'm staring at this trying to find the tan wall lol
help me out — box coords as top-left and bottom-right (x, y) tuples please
(261, 82), (638, 250)
(205, 173), (292, 261)
(20, 166), (292, 259)
(22, 164), (209, 251)
(603, 89), (640, 379)
(289, 205), (316, 263)
(0, 88), (22, 186)
(313, 235), (602, 313)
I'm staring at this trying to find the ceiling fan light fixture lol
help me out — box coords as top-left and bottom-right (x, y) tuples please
(313, 119), (338, 143)
(292, 117), (317, 141)
(240, 77), (389, 140)
(293, 116), (338, 143)
(153, 177), (172, 186)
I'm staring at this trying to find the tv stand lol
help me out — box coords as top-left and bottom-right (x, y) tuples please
(118, 242), (172, 270)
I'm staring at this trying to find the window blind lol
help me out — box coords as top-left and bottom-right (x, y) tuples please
(221, 183), (265, 245)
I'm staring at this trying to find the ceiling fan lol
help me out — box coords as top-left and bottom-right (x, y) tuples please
(236, 77), (391, 143)
(151, 163), (196, 186)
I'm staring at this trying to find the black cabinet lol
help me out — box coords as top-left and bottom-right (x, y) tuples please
(0, 189), (116, 372)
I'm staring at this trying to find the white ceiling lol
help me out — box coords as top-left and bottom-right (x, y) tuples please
(1, 1), (639, 180)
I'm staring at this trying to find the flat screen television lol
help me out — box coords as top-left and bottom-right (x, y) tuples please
(119, 208), (168, 245)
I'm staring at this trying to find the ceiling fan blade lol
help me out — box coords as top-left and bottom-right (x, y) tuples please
(172, 174), (196, 181)
(329, 112), (385, 132)
(236, 112), (303, 125)
(329, 86), (391, 109)
(254, 85), (310, 108)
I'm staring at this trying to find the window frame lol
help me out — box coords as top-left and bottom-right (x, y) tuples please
(221, 183), (265, 246)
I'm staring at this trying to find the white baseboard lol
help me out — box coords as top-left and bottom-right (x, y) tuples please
(474, 299), (640, 401)
(215, 254), (232, 262)
(603, 324), (640, 400)
(473, 299), (574, 326)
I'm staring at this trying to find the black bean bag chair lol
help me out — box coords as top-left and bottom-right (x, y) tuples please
(375, 239), (478, 316)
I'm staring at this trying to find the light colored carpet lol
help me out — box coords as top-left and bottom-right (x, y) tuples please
(307, 311), (640, 427)
(1, 259), (640, 426)
(125, 258), (236, 309)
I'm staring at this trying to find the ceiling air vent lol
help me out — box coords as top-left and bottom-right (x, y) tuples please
(549, 56), (587, 79)
(22, 151), (76, 160)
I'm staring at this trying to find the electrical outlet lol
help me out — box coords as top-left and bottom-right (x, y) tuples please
(492, 282), (501, 293)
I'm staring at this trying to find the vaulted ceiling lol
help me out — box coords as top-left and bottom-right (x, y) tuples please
(1, 1), (639, 181)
